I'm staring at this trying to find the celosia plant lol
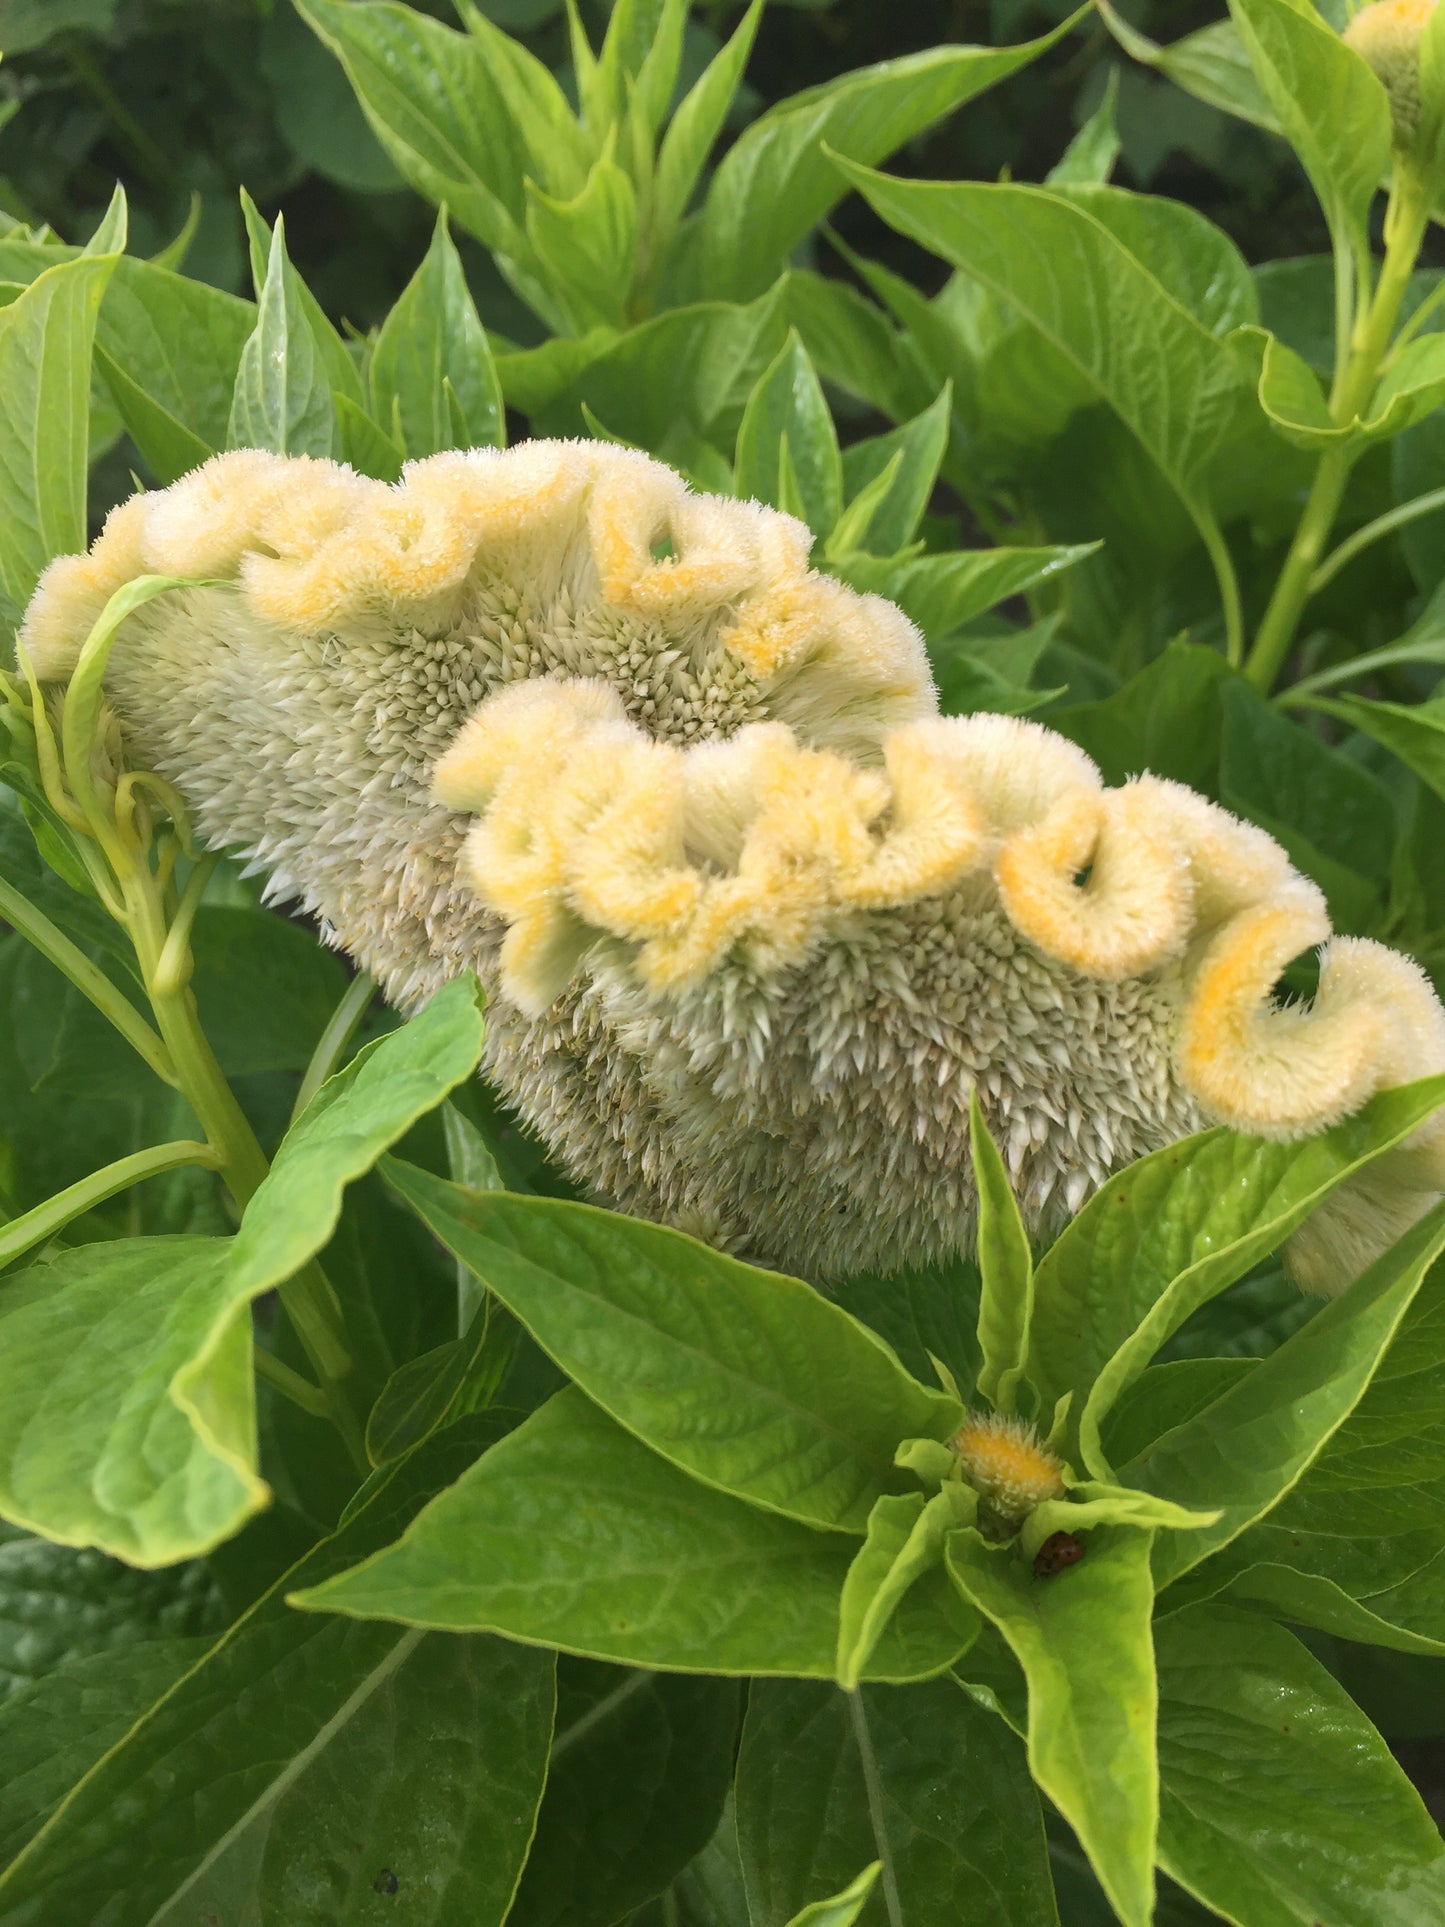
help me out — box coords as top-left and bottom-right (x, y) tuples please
(1, 1), (1445, 1924)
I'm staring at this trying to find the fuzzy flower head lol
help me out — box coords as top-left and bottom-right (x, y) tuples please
(1344, 0), (1439, 147)
(952, 1411), (1067, 1537)
(18, 442), (1445, 1291)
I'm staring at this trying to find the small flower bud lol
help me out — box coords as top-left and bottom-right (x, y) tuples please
(952, 1411), (1067, 1540)
(1344, 0), (1438, 149)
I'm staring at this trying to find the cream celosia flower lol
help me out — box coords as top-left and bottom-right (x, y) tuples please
(19, 442), (1445, 1289)
(952, 1411), (1066, 1534)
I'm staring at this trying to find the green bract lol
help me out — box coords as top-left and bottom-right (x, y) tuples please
(2, 0), (1445, 1918)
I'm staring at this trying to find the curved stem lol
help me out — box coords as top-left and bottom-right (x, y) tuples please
(291, 970), (375, 1126)
(1310, 483), (1445, 596)
(254, 1348), (331, 1420)
(0, 873), (175, 1085)
(1193, 508), (1244, 668)
(1246, 175), (1431, 694)
(0, 1139), (218, 1270)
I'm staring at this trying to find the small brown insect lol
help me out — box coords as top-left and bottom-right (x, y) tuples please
(1033, 1530), (1085, 1577)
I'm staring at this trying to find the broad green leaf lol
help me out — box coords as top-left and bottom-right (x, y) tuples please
(0, 1534), (223, 1697)
(381, 1159), (960, 1532)
(364, 1305), (516, 1467)
(830, 1256), (982, 1403)
(835, 544), (1096, 639)
(335, 391), (404, 482)
(1101, 1358), (1259, 1468)
(835, 387), (950, 557)
(1047, 71), (1121, 186)
(521, 292), (789, 459)
(736, 1674), (1057, 1926)
(1226, 0), (1390, 239)
(1312, 692), (1445, 807)
(292, 1387), (977, 1680)
(1095, 0), (1279, 131)
(1129, 1201), (1445, 1587)
(0, 1238), (265, 1565)
(525, 152), (640, 335)
(189, 903), (348, 1076)
(371, 210), (503, 457)
(835, 1490), (978, 1690)
(227, 215), (335, 458)
(735, 332), (842, 541)
(1208, 1552), (1445, 1654)
(295, 0), (586, 324)
(701, 24), (1074, 303)
(94, 260), (253, 485)
(947, 1526), (1157, 1927)
(0, 0), (117, 54)
(259, 2), (404, 192)
(1304, 1268), (1445, 1491)
(238, 190), (363, 411)
(1155, 1603), (1445, 1923)
(841, 165), (1247, 550)
(509, 1661), (740, 1927)
(0, 1418), (556, 1924)
(1025, 1077), (1445, 1473)
(780, 270), (933, 424)
(0, 253), (117, 626)
(1050, 184), (1258, 339)
(1054, 639), (1230, 791)
(785, 1867), (882, 1927)
(971, 1091), (1035, 1413)
(652, 0), (764, 250)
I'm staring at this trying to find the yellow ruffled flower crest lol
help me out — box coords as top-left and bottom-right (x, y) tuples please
(952, 1411), (1066, 1533)
(18, 441), (1445, 1290)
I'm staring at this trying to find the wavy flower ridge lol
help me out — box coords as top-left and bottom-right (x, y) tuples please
(19, 442), (1445, 1289)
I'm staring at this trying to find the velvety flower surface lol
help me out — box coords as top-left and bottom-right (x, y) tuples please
(21, 442), (1445, 1287)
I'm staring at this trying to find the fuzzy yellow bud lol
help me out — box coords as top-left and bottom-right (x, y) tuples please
(952, 1412), (1067, 1539)
(1344, 0), (1438, 147)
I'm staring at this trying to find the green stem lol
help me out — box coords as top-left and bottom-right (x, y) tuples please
(0, 873), (175, 1085)
(1309, 483), (1445, 596)
(254, 1348), (332, 1420)
(292, 970), (375, 1126)
(1194, 509), (1244, 668)
(847, 1691), (904, 1927)
(1245, 175), (1431, 694)
(0, 1140), (218, 1271)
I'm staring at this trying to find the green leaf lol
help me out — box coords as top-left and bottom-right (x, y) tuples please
(971, 1090), (1035, 1414)
(1054, 639), (1230, 791)
(259, 3), (403, 193)
(364, 1305), (515, 1467)
(947, 1526), (1157, 1927)
(701, 23), (1075, 304)
(1155, 1603), (1445, 1923)
(0, 1419), (556, 1924)
(1238, 323), (1445, 450)
(189, 904), (349, 1076)
(830, 1255), (982, 1404)
(835, 386), (950, 557)
(0, 1237), (265, 1565)
(840, 164), (1247, 549)
(735, 1675), (1057, 1926)
(1206, 1549), (1445, 1655)
(238, 190), (363, 411)
(335, 391), (404, 482)
(226, 214), (335, 458)
(381, 1160), (959, 1533)
(1226, 0), (1390, 239)
(835, 1489), (978, 1690)
(371, 210), (503, 458)
(784, 1867), (882, 1927)
(0, 253), (117, 627)
(292, 1386), (977, 1680)
(1130, 1201), (1445, 1588)
(94, 260), (254, 485)
(295, 0), (586, 324)
(1312, 692), (1445, 807)
(519, 292), (789, 460)
(780, 269), (933, 425)
(525, 151), (640, 335)
(834, 544), (1096, 639)
(1096, 2), (1279, 132)
(0, 1534), (224, 1697)
(1026, 1077), (1445, 1474)
(1047, 70), (1121, 186)
(734, 331), (842, 540)
(508, 1662), (740, 1927)
(652, 0), (764, 251)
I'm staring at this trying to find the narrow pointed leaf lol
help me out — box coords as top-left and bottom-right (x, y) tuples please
(371, 210), (503, 456)
(971, 1092), (1035, 1412)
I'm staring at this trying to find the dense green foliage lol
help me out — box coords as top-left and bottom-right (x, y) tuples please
(1, 0), (1445, 1920)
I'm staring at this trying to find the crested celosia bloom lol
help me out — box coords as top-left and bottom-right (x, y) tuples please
(19, 442), (1445, 1290)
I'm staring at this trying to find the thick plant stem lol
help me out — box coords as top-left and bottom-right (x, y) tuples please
(1245, 175), (1431, 694)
